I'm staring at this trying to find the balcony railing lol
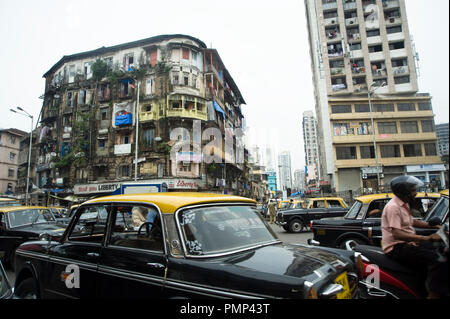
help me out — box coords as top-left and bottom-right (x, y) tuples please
(324, 17), (339, 26)
(166, 108), (208, 121)
(343, 1), (357, 10)
(332, 83), (347, 92)
(330, 67), (345, 76)
(392, 65), (409, 75)
(383, 0), (400, 10)
(322, 1), (337, 10)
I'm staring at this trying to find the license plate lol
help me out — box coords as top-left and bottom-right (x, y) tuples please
(334, 272), (351, 299)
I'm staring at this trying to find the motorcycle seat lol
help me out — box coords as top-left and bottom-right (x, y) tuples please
(354, 245), (418, 276)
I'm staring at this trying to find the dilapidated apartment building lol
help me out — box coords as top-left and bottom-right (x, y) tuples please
(24, 34), (249, 203)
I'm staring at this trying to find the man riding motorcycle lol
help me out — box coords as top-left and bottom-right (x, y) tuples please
(382, 176), (448, 299)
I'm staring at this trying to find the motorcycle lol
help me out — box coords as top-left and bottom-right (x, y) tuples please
(346, 217), (449, 299)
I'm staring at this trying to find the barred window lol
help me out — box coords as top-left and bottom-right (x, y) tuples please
(394, 76), (410, 85)
(418, 102), (432, 111)
(424, 143), (437, 156)
(360, 146), (375, 159)
(397, 103), (415, 111)
(380, 145), (401, 158)
(375, 104), (394, 112)
(403, 144), (422, 157)
(378, 122), (398, 134)
(355, 104), (370, 113)
(331, 105), (352, 114)
(336, 146), (357, 160)
(421, 120), (435, 132)
(400, 121), (418, 133)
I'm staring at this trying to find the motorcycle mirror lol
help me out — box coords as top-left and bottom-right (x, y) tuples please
(428, 217), (441, 227)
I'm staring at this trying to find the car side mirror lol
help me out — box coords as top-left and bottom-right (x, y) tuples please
(428, 216), (441, 227)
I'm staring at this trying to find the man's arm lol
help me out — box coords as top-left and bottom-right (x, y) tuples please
(412, 219), (440, 229)
(392, 228), (441, 243)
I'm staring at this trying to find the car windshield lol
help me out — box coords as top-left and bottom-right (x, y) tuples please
(178, 205), (278, 256)
(424, 196), (449, 223)
(7, 208), (56, 228)
(344, 201), (362, 219)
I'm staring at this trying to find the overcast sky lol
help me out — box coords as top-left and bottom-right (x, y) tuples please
(1, 0), (448, 173)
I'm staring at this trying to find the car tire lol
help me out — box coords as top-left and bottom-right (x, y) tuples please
(339, 238), (367, 249)
(288, 219), (305, 233)
(15, 278), (39, 299)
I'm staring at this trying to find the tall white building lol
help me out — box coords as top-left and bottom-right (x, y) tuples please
(304, 0), (443, 191)
(278, 151), (293, 191)
(302, 110), (320, 180)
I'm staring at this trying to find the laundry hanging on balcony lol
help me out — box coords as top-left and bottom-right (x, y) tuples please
(114, 101), (134, 126)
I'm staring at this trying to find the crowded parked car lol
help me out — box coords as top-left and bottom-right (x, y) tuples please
(277, 197), (348, 233)
(0, 206), (67, 269)
(308, 192), (442, 249)
(13, 192), (363, 299)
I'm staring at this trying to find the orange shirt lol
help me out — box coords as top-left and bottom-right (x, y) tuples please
(381, 196), (415, 253)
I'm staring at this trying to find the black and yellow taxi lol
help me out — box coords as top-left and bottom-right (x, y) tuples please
(13, 193), (363, 299)
(0, 206), (66, 269)
(309, 192), (442, 249)
(277, 197), (348, 233)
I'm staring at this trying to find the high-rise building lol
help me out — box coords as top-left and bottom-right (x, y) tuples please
(293, 169), (306, 192)
(302, 110), (320, 180)
(436, 123), (449, 157)
(278, 151), (293, 191)
(304, 0), (445, 191)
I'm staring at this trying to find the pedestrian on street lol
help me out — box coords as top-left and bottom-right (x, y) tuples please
(268, 199), (277, 224)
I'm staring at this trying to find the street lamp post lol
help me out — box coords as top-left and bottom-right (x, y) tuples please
(10, 107), (33, 205)
(134, 81), (141, 182)
(367, 82), (386, 192)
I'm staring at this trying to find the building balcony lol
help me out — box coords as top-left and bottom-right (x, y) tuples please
(345, 17), (358, 26)
(331, 83), (348, 93)
(385, 16), (402, 26)
(324, 17), (339, 27)
(383, 0), (400, 10)
(140, 110), (159, 122)
(326, 32), (342, 43)
(330, 110), (434, 121)
(332, 132), (438, 145)
(330, 67), (345, 77)
(166, 108), (207, 121)
(343, 1), (357, 11)
(335, 155), (441, 169)
(392, 65), (409, 75)
(322, 1), (337, 11)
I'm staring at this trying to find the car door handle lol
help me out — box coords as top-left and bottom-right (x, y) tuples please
(146, 263), (165, 269)
(87, 252), (100, 257)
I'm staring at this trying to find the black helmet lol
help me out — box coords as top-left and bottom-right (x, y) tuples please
(390, 175), (424, 200)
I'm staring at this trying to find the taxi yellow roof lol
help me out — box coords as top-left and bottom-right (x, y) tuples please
(82, 192), (256, 213)
(355, 192), (441, 204)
